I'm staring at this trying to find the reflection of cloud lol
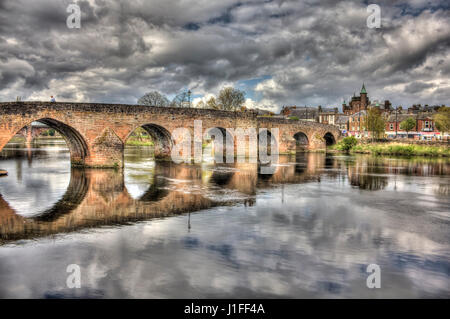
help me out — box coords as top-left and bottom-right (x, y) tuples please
(0, 147), (70, 217)
(0, 151), (449, 298)
(1, 177), (448, 298)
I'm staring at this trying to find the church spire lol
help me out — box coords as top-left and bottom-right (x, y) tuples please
(361, 83), (367, 94)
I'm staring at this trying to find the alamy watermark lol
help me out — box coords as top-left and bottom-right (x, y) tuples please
(367, 4), (381, 29)
(170, 120), (279, 174)
(66, 264), (81, 288)
(66, 4), (81, 29)
(366, 264), (381, 288)
(67, 3), (381, 30)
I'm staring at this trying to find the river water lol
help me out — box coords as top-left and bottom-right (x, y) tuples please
(0, 139), (449, 298)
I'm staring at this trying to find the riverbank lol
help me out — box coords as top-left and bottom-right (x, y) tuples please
(330, 139), (450, 157)
(125, 139), (154, 146)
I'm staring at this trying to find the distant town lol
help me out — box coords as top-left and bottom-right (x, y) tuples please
(267, 84), (448, 141)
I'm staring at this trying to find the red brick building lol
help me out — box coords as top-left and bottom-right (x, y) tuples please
(342, 84), (392, 116)
(385, 113), (442, 140)
(343, 84), (369, 115)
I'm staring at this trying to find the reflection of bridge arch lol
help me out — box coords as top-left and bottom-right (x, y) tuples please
(0, 168), (214, 243)
(138, 175), (169, 202)
(210, 168), (235, 186)
(0, 166), (173, 226)
(33, 169), (89, 222)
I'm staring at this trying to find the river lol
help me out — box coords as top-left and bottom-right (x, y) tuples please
(0, 139), (449, 298)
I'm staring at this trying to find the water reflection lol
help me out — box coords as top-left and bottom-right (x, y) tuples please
(0, 146), (449, 244)
(0, 142), (449, 298)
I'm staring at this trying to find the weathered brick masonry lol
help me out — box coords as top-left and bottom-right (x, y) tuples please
(0, 102), (341, 167)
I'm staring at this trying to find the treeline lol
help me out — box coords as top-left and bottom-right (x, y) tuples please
(137, 87), (246, 111)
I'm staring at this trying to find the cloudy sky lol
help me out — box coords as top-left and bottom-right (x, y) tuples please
(0, 0), (449, 112)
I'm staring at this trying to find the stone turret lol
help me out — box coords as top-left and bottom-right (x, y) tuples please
(360, 83), (368, 110)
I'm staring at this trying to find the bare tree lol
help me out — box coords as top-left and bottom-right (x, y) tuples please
(217, 87), (245, 111)
(195, 100), (206, 109)
(170, 92), (189, 107)
(138, 91), (169, 107)
(206, 96), (218, 109)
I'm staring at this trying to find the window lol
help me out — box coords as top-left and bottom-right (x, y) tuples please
(389, 123), (394, 131)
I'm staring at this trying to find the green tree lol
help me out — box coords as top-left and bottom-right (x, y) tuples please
(131, 127), (148, 141)
(338, 136), (358, 152)
(365, 107), (385, 140)
(400, 117), (416, 137)
(138, 91), (169, 107)
(217, 87), (245, 111)
(433, 106), (450, 133)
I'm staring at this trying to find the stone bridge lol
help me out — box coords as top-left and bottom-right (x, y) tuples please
(0, 102), (341, 168)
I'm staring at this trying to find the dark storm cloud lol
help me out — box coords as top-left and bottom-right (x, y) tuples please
(0, 0), (448, 109)
(404, 81), (434, 94)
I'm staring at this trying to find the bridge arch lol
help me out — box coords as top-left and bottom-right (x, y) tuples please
(293, 131), (309, 151)
(125, 123), (173, 159)
(1, 118), (89, 166)
(38, 118), (89, 162)
(323, 132), (336, 146)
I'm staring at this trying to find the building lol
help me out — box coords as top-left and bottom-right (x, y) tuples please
(369, 100), (392, 113)
(318, 106), (339, 125)
(348, 110), (367, 138)
(342, 84), (392, 115)
(281, 105), (346, 126)
(336, 116), (349, 135)
(343, 84), (370, 115)
(280, 106), (318, 121)
(407, 104), (441, 114)
(385, 112), (442, 140)
(254, 108), (275, 116)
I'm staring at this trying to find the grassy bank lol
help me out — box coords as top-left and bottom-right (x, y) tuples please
(352, 143), (449, 157)
(330, 137), (450, 157)
(7, 136), (26, 143)
(126, 139), (154, 146)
